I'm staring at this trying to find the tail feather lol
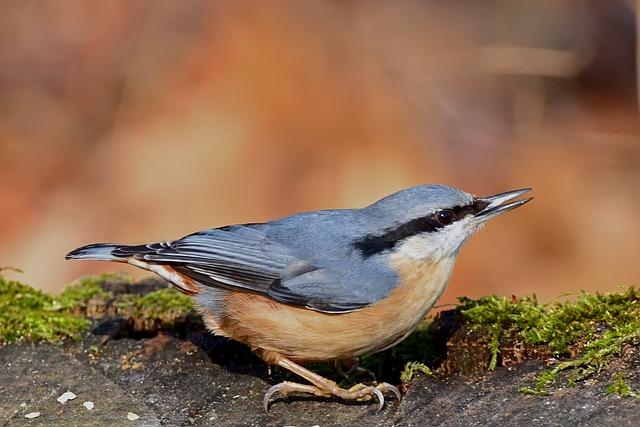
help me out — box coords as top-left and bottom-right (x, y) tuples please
(66, 242), (200, 295)
(65, 243), (125, 262)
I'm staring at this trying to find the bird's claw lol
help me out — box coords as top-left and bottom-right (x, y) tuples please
(373, 387), (385, 411)
(365, 383), (402, 411)
(263, 383), (282, 413)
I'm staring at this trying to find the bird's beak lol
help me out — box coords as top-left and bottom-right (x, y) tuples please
(474, 188), (532, 223)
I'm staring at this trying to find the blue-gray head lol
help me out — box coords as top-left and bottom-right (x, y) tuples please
(356, 184), (532, 261)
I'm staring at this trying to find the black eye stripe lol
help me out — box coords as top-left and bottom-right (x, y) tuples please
(352, 215), (441, 257)
(352, 199), (489, 257)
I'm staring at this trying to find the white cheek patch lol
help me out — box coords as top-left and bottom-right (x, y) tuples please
(396, 217), (477, 260)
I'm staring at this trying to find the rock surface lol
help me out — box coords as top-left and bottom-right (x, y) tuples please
(2, 279), (640, 426)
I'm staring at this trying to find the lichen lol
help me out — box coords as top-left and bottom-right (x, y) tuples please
(458, 287), (640, 395)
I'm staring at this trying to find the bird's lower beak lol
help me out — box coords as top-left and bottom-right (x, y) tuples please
(474, 188), (532, 223)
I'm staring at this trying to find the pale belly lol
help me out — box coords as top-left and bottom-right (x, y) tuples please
(199, 256), (455, 362)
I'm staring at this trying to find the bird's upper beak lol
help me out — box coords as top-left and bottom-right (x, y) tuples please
(474, 188), (532, 223)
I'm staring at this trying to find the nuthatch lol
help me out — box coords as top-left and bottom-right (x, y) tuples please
(66, 184), (531, 410)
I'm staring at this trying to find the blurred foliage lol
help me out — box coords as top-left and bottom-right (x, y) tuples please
(0, 1), (638, 306)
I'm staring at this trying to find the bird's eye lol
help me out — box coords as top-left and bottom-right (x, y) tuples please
(436, 210), (453, 225)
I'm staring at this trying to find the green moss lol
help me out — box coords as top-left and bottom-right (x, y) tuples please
(60, 273), (121, 307)
(400, 361), (434, 383)
(0, 274), (90, 343)
(607, 372), (639, 398)
(459, 287), (640, 395)
(0, 271), (195, 344)
(115, 287), (193, 319)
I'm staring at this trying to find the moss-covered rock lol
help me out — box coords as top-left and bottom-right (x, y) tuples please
(2, 270), (640, 424)
(0, 273), (90, 343)
(2, 269), (640, 399)
(457, 288), (640, 395)
(0, 272), (194, 344)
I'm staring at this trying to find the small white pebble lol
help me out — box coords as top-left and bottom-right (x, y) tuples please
(25, 412), (40, 419)
(20, 403), (26, 408)
(127, 412), (140, 421)
(83, 401), (94, 410)
(57, 391), (77, 404)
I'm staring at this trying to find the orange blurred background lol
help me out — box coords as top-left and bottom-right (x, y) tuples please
(1, 1), (639, 307)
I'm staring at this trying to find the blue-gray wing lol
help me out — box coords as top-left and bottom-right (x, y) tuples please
(115, 224), (383, 313)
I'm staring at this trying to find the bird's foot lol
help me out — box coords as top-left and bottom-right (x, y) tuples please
(263, 355), (400, 412)
(264, 380), (401, 412)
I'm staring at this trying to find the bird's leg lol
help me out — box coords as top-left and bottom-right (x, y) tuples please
(264, 356), (400, 412)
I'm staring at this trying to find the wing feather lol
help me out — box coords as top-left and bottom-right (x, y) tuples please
(116, 224), (379, 313)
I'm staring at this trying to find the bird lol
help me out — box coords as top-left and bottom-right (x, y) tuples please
(66, 184), (531, 411)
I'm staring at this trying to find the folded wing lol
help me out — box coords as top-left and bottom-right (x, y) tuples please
(113, 224), (373, 313)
